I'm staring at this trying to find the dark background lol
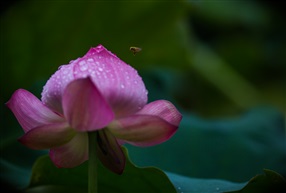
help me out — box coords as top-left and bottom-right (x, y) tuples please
(1, 0), (285, 191)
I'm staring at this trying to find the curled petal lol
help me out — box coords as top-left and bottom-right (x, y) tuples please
(109, 115), (178, 147)
(96, 129), (125, 174)
(6, 89), (64, 132)
(49, 133), (88, 168)
(62, 77), (114, 132)
(18, 122), (75, 150)
(136, 100), (182, 126)
(72, 45), (148, 118)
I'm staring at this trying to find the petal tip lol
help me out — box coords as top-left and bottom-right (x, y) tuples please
(6, 89), (24, 107)
(17, 136), (38, 150)
(85, 44), (117, 59)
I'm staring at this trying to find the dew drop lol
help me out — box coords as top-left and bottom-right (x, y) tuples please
(87, 58), (94, 63)
(120, 84), (125, 89)
(63, 69), (68, 74)
(134, 80), (138, 84)
(79, 61), (86, 66)
(80, 65), (88, 71)
(95, 45), (103, 51)
(58, 65), (63, 70)
(98, 67), (103, 72)
(78, 60), (88, 71)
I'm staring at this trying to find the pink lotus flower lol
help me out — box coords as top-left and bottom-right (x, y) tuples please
(7, 45), (182, 174)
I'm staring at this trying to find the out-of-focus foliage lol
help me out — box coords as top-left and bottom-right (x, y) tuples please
(126, 104), (286, 182)
(24, 148), (176, 193)
(226, 169), (286, 193)
(1, 0), (285, 192)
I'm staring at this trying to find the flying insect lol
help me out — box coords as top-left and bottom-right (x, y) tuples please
(130, 47), (142, 55)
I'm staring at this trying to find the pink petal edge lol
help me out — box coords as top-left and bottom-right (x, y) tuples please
(108, 114), (178, 147)
(6, 89), (64, 132)
(18, 122), (75, 150)
(136, 100), (182, 126)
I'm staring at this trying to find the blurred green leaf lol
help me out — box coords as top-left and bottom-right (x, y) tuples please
(25, 186), (86, 193)
(126, 106), (286, 182)
(25, 147), (176, 193)
(167, 172), (246, 193)
(188, 1), (269, 27)
(190, 44), (260, 109)
(226, 169), (286, 193)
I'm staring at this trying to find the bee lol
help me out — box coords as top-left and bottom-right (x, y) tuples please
(130, 46), (142, 55)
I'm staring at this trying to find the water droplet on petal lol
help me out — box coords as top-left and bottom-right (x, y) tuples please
(120, 84), (125, 89)
(79, 61), (86, 66)
(78, 60), (88, 71)
(87, 58), (94, 63)
(95, 45), (103, 52)
(98, 67), (103, 72)
(80, 65), (88, 71)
